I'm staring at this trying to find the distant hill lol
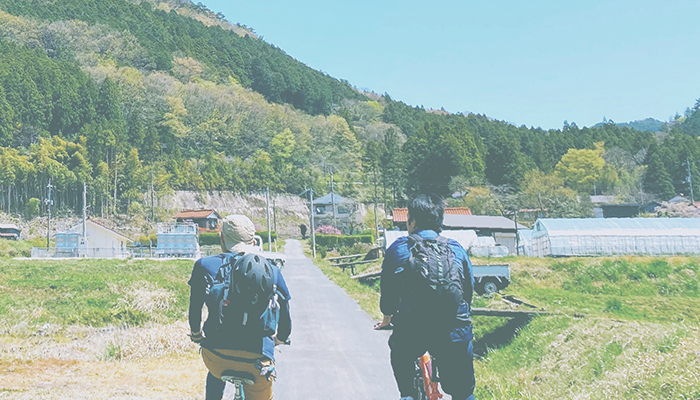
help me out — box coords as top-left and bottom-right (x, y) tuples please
(593, 117), (666, 132)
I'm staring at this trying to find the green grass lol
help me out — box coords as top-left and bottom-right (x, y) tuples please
(309, 246), (700, 399)
(0, 258), (192, 330)
(0, 238), (47, 257)
(508, 257), (700, 323)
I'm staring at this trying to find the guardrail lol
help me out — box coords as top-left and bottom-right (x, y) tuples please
(31, 247), (130, 258)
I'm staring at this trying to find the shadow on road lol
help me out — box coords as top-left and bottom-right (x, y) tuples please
(473, 315), (533, 358)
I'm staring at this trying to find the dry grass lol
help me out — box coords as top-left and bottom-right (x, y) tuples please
(477, 318), (700, 399)
(0, 320), (206, 399)
(113, 281), (177, 315)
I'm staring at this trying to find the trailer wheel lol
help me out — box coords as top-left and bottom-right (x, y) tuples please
(482, 280), (499, 296)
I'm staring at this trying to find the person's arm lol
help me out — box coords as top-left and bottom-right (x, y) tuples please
(374, 239), (407, 329)
(463, 252), (474, 305)
(274, 269), (292, 342)
(187, 261), (206, 341)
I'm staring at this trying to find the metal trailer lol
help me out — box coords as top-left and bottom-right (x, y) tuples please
(252, 235), (287, 268)
(473, 264), (510, 295)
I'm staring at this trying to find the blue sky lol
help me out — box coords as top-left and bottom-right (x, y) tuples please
(201, 0), (700, 130)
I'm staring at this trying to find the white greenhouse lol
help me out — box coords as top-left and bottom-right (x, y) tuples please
(531, 218), (700, 257)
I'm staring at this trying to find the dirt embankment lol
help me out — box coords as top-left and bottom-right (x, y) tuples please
(161, 191), (310, 238)
(0, 192), (311, 241)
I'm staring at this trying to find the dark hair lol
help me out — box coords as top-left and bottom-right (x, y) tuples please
(407, 193), (444, 232)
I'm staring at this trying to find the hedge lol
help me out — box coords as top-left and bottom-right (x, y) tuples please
(199, 232), (220, 246)
(314, 234), (373, 248)
(255, 231), (277, 243)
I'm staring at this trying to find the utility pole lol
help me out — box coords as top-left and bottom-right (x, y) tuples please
(46, 179), (53, 250)
(309, 188), (316, 258)
(113, 157), (118, 216)
(83, 181), (87, 249)
(273, 196), (277, 234)
(330, 166), (337, 228)
(151, 168), (155, 222)
(687, 157), (695, 204)
(373, 169), (379, 243)
(266, 187), (272, 252)
(514, 210), (520, 256)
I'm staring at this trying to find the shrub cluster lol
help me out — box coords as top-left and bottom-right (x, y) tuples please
(136, 234), (158, 246)
(315, 225), (342, 235)
(255, 231), (277, 244)
(199, 232), (220, 246)
(314, 234), (373, 249)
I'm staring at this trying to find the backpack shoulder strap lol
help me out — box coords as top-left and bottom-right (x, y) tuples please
(220, 252), (243, 267)
(435, 235), (449, 243)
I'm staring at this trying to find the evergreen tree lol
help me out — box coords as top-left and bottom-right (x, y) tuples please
(0, 85), (15, 146)
(643, 152), (675, 200)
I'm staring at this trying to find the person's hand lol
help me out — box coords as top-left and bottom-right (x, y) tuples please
(274, 336), (290, 346)
(259, 363), (276, 381)
(374, 315), (392, 330)
(189, 330), (204, 344)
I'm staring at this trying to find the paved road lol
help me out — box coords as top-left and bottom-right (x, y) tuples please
(270, 239), (399, 400)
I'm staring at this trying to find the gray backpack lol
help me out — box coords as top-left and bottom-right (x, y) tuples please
(400, 234), (465, 319)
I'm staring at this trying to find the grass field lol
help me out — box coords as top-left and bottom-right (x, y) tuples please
(1, 244), (699, 399)
(0, 257), (203, 399)
(309, 245), (700, 400)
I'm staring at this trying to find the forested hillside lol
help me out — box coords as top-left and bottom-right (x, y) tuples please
(0, 0), (699, 222)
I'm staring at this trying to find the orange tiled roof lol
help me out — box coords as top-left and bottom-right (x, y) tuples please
(174, 210), (220, 219)
(392, 207), (472, 223)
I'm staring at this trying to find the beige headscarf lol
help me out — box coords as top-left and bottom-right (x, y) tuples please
(220, 214), (257, 253)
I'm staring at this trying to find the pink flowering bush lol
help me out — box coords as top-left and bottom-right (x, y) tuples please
(315, 225), (342, 235)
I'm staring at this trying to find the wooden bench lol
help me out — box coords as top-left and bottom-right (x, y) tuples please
(326, 253), (364, 263)
(335, 259), (378, 275)
(351, 270), (381, 283)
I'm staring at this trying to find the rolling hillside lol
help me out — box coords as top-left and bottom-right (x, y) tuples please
(0, 0), (698, 224)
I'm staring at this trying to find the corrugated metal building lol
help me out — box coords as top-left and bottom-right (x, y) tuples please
(442, 215), (526, 255)
(531, 218), (700, 257)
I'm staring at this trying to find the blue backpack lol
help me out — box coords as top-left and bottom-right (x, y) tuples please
(205, 253), (280, 337)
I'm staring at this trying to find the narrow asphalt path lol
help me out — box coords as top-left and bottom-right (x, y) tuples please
(271, 239), (400, 400)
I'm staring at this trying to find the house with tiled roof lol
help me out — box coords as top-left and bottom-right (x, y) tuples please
(174, 210), (221, 232)
(312, 194), (357, 234)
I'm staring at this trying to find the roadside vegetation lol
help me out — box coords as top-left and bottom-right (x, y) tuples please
(0, 239), (42, 258)
(311, 246), (700, 399)
(0, 256), (203, 399)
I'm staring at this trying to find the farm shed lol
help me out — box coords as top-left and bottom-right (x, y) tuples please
(531, 218), (700, 257)
(442, 215), (527, 255)
(46, 219), (131, 258)
(174, 209), (221, 232)
(0, 223), (21, 240)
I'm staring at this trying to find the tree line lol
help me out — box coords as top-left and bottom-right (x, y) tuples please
(0, 0), (699, 222)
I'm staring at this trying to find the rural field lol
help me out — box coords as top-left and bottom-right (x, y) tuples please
(309, 250), (700, 399)
(1, 243), (699, 399)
